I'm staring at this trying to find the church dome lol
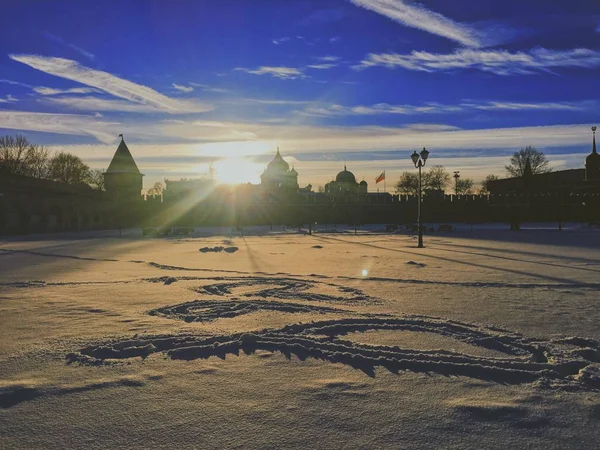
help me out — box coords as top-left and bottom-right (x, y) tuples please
(586, 152), (600, 165)
(267, 148), (289, 172)
(335, 165), (356, 184)
(359, 180), (367, 186)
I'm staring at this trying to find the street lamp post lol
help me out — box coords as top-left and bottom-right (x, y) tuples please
(453, 171), (460, 196)
(411, 147), (430, 248)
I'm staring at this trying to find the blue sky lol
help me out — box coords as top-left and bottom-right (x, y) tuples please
(1, 0), (599, 189)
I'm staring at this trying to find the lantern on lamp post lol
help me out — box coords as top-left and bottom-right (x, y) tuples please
(411, 147), (430, 248)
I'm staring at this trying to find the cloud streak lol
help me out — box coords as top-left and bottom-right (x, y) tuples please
(44, 32), (95, 60)
(235, 58), (340, 79)
(301, 100), (594, 117)
(189, 83), (229, 93)
(40, 96), (166, 113)
(306, 63), (337, 70)
(235, 66), (306, 79)
(356, 48), (600, 75)
(10, 54), (212, 113)
(0, 94), (18, 103)
(172, 83), (194, 93)
(0, 79), (33, 88)
(349, 0), (482, 47)
(0, 110), (117, 143)
(33, 86), (100, 95)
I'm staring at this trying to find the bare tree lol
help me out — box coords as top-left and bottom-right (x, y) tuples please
(25, 145), (51, 178)
(479, 174), (499, 194)
(0, 134), (52, 178)
(47, 152), (91, 185)
(395, 166), (451, 195)
(0, 135), (32, 175)
(425, 165), (450, 192)
(455, 178), (475, 195)
(505, 146), (551, 177)
(395, 172), (420, 195)
(88, 169), (106, 191)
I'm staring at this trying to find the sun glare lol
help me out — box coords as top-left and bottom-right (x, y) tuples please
(213, 158), (264, 184)
(195, 140), (275, 158)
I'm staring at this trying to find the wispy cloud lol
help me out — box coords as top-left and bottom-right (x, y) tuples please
(236, 59), (340, 79)
(40, 96), (165, 113)
(172, 83), (194, 93)
(2, 106), (594, 182)
(306, 55), (340, 70)
(355, 48), (600, 75)
(0, 79), (33, 88)
(235, 66), (306, 80)
(0, 94), (19, 103)
(271, 35), (323, 46)
(10, 54), (212, 113)
(0, 110), (117, 143)
(306, 63), (337, 70)
(272, 37), (290, 45)
(189, 83), (229, 93)
(44, 32), (95, 60)
(302, 103), (461, 116)
(349, 0), (482, 47)
(464, 100), (593, 111)
(33, 86), (100, 95)
(317, 56), (340, 62)
(42, 121), (595, 166)
(301, 100), (594, 117)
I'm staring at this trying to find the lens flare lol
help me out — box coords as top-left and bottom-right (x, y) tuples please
(361, 269), (369, 277)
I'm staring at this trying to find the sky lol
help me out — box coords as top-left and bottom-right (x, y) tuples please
(1, 0), (599, 190)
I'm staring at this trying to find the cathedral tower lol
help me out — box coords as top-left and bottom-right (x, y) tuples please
(104, 135), (144, 200)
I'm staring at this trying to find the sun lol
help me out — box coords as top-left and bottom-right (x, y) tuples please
(213, 158), (264, 184)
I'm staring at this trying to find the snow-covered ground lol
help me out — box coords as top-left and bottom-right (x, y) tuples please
(1, 226), (599, 449)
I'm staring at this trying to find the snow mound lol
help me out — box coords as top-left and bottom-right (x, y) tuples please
(199, 246), (239, 253)
(406, 261), (426, 267)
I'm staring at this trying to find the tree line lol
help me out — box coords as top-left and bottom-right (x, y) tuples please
(395, 146), (550, 195)
(0, 135), (105, 190)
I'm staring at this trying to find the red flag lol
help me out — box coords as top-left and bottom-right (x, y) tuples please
(375, 171), (385, 184)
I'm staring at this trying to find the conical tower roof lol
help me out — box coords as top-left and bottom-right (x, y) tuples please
(106, 137), (141, 174)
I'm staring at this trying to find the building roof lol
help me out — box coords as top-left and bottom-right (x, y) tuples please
(487, 169), (585, 194)
(106, 137), (142, 174)
(335, 165), (357, 184)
